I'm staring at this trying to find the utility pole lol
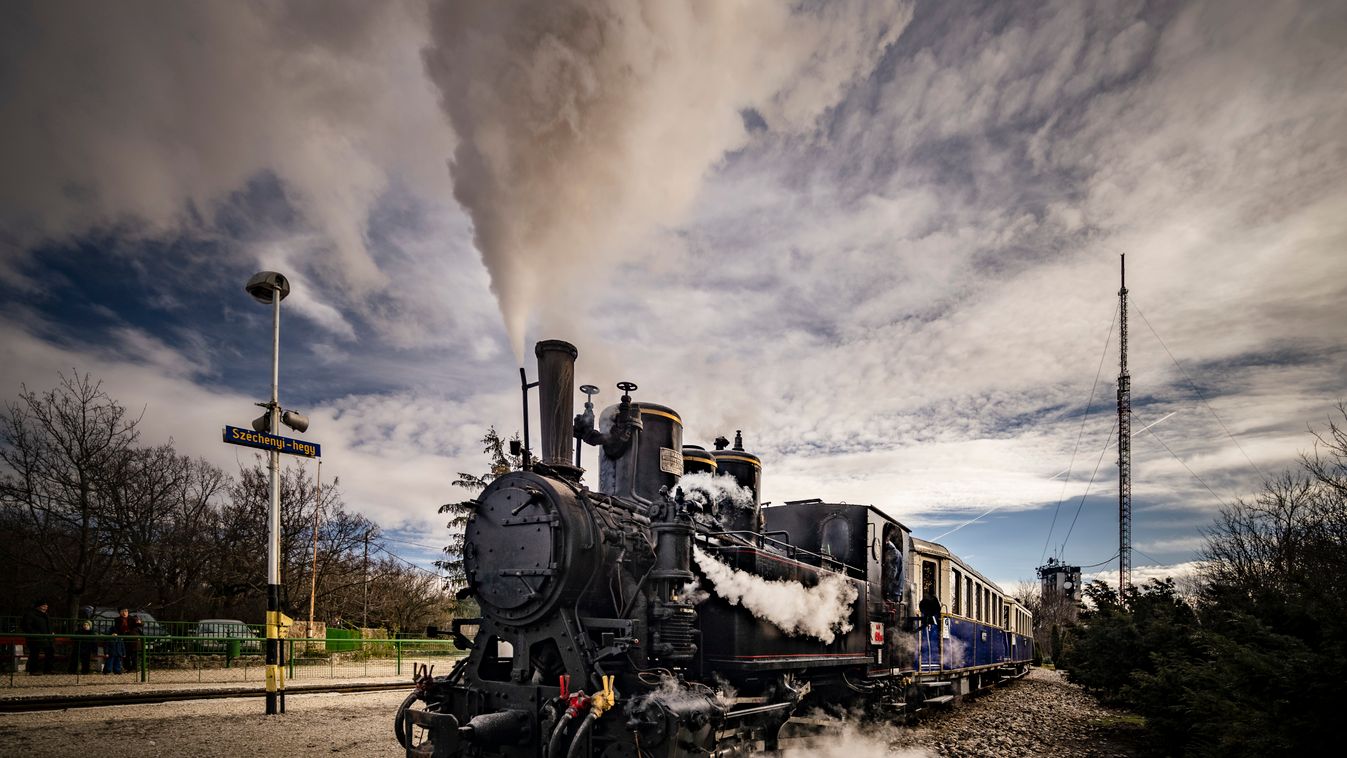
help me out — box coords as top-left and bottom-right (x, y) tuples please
(362, 530), (370, 629)
(234, 272), (317, 715)
(1117, 254), (1132, 595)
(243, 271), (290, 716)
(308, 460), (321, 650)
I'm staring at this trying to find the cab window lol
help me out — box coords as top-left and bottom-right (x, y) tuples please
(821, 515), (850, 561)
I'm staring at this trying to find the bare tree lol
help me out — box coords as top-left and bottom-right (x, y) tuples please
(214, 460), (377, 622)
(102, 445), (228, 613)
(1013, 580), (1041, 616)
(0, 373), (140, 616)
(1201, 470), (1324, 596)
(1303, 401), (1347, 500)
(365, 556), (453, 633)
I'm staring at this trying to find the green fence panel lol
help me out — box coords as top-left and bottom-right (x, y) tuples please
(2, 634), (462, 688)
(325, 628), (361, 653)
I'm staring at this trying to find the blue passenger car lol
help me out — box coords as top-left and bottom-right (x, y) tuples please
(910, 537), (1035, 694)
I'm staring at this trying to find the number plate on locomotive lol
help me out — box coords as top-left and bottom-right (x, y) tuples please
(660, 446), (683, 475)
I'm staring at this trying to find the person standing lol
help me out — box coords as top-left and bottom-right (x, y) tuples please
(103, 607), (133, 674)
(67, 606), (95, 675)
(19, 599), (55, 674)
(125, 611), (144, 674)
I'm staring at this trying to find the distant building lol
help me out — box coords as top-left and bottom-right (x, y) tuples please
(1037, 558), (1082, 624)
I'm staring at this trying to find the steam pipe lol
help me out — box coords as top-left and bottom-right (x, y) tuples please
(519, 367), (537, 471)
(535, 340), (579, 468)
(546, 712), (573, 758)
(564, 712), (597, 758)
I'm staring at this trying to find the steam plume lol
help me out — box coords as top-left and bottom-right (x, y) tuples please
(693, 546), (858, 643)
(422, 0), (913, 356)
(676, 471), (755, 519)
(782, 715), (932, 758)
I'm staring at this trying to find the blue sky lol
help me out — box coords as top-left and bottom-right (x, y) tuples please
(2, 0), (1345, 591)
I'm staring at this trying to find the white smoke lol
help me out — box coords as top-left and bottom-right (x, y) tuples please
(633, 673), (736, 714)
(941, 632), (968, 669)
(674, 580), (710, 606)
(422, 0), (914, 356)
(782, 715), (933, 758)
(676, 471), (755, 518)
(693, 546), (858, 644)
(888, 625), (917, 662)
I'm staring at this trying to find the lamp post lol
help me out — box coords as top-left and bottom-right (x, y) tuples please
(245, 271), (290, 716)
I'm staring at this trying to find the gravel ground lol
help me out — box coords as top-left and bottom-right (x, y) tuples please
(0, 689), (411, 757)
(885, 668), (1148, 758)
(0, 668), (1144, 758)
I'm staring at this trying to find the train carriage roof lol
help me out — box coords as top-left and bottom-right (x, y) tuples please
(911, 536), (1008, 597)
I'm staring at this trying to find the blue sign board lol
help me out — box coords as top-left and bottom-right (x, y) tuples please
(222, 425), (321, 458)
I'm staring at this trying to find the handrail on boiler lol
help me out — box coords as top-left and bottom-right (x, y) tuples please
(696, 530), (861, 576)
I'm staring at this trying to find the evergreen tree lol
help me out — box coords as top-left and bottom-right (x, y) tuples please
(435, 427), (520, 590)
(1061, 404), (1347, 755)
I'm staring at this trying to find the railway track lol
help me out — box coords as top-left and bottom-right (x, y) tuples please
(0, 681), (411, 713)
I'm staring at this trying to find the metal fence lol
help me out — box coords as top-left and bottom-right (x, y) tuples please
(1, 633), (463, 689)
(2, 614), (266, 639)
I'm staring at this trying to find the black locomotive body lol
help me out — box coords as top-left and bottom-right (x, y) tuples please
(396, 340), (1033, 757)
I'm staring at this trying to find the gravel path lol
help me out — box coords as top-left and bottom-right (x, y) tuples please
(0, 689), (410, 757)
(886, 668), (1148, 758)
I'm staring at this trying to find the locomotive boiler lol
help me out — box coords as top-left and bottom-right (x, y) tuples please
(395, 340), (1034, 757)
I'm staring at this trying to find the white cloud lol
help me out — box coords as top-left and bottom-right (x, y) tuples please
(2, 0), (1345, 584)
(0, 316), (510, 536)
(1137, 535), (1207, 554)
(1088, 561), (1206, 591)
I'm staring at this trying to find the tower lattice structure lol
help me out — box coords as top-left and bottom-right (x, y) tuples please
(1117, 255), (1132, 593)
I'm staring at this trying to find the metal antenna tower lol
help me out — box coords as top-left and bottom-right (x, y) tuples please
(1117, 254), (1132, 593)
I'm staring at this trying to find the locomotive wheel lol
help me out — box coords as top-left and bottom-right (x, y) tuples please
(393, 692), (419, 749)
(394, 693), (450, 752)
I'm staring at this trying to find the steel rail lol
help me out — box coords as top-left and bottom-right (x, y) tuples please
(0, 681), (411, 713)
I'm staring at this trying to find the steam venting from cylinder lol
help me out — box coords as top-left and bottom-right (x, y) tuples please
(535, 340), (578, 472)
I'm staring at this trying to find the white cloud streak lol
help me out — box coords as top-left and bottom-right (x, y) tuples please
(2, 0), (1345, 582)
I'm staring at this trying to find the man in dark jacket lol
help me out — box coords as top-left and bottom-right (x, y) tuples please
(104, 607), (136, 674)
(19, 599), (55, 674)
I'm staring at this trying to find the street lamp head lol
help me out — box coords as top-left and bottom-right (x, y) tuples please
(245, 271), (290, 304)
(281, 410), (309, 433)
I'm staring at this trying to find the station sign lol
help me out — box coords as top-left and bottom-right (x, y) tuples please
(222, 425), (321, 458)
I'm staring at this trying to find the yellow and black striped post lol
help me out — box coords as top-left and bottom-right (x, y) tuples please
(265, 607), (293, 713)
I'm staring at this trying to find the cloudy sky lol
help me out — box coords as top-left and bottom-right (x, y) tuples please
(2, 0), (1344, 590)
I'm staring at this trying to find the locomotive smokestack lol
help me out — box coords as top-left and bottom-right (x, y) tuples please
(535, 339), (578, 470)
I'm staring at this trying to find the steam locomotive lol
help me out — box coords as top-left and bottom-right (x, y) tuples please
(396, 340), (1033, 757)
